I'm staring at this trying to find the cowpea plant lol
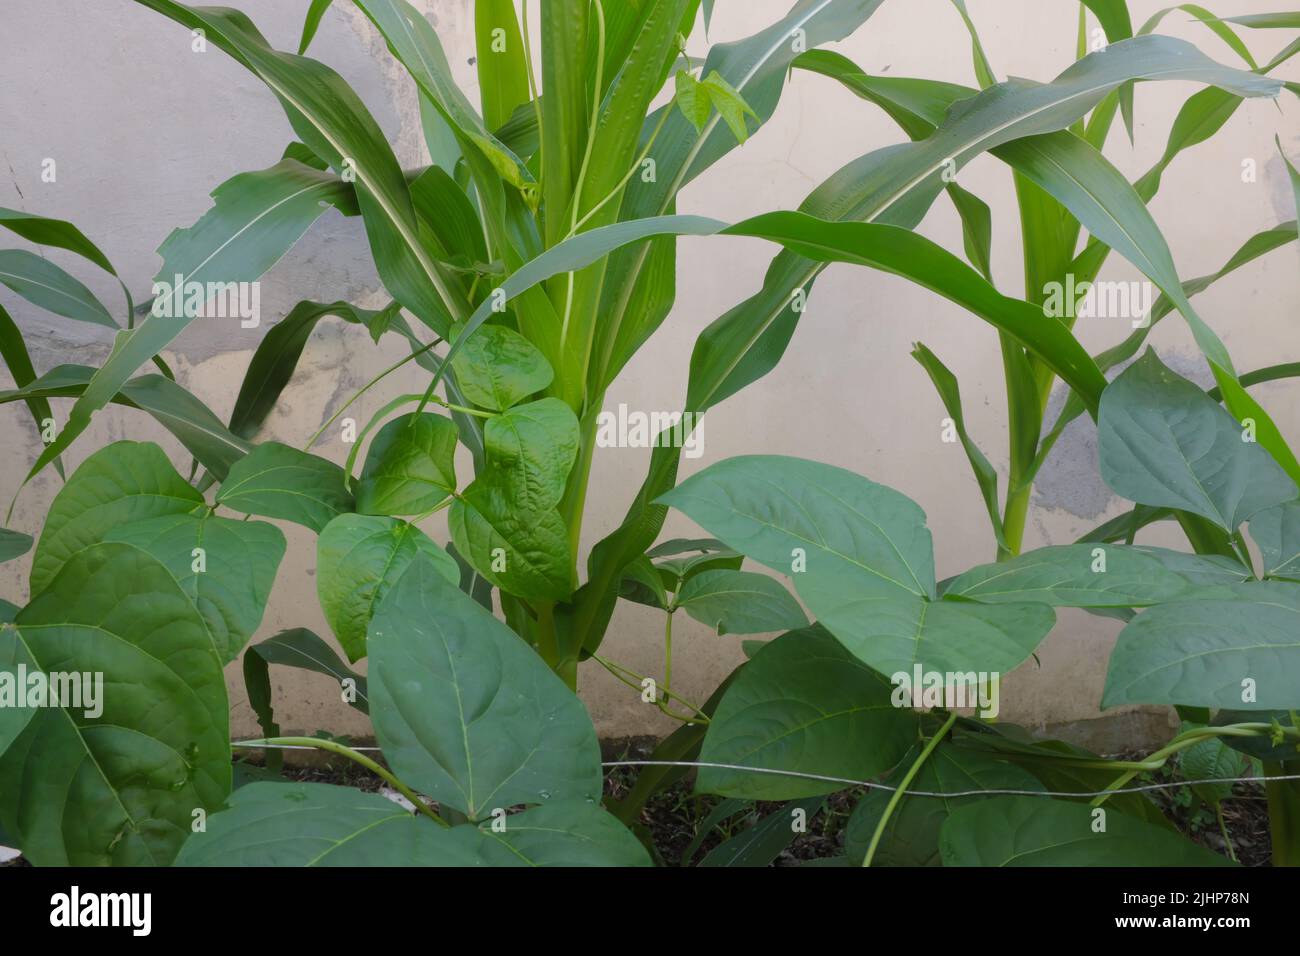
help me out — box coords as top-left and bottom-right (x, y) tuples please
(0, 0), (1297, 867)
(661, 350), (1300, 866)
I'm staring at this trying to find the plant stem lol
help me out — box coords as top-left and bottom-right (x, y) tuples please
(1215, 803), (1238, 863)
(232, 737), (448, 827)
(593, 653), (710, 724)
(304, 336), (442, 449)
(863, 710), (957, 867)
(663, 609), (674, 697)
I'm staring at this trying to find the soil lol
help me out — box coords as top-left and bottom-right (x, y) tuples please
(1, 741), (1276, 867)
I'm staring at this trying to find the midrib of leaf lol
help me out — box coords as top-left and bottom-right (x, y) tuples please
(0, 267), (106, 318)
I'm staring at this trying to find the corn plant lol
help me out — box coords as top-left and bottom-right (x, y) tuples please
(0, 0), (1297, 867)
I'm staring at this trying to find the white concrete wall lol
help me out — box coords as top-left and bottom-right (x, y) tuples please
(1, 0), (1297, 746)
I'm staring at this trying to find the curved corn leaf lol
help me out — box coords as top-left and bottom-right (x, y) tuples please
(0, 249), (116, 328)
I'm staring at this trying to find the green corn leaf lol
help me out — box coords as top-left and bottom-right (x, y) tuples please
(0, 249), (116, 328)
(0, 528), (32, 565)
(474, 0), (530, 132)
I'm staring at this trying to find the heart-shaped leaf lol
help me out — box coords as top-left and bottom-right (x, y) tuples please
(355, 412), (458, 516)
(218, 441), (353, 532)
(0, 543), (229, 866)
(1099, 351), (1297, 530)
(698, 625), (916, 800)
(316, 514), (458, 661)
(675, 568), (807, 635)
(451, 323), (553, 411)
(367, 557), (600, 818)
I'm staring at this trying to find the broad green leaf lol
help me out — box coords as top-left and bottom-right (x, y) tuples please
(821, 595), (1055, 681)
(482, 398), (579, 507)
(700, 70), (759, 143)
(1104, 583), (1300, 711)
(674, 568), (808, 635)
(217, 441), (353, 533)
(30, 440), (204, 597)
(104, 513), (284, 664)
(0, 528), (32, 564)
(316, 514), (458, 662)
(178, 782), (649, 866)
(1099, 351), (1297, 530)
(368, 557), (601, 818)
(0, 249), (116, 328)
(474, 0), (530, 132)
(356, 412), (457, 516)
(619, 555), (671, 610)
(697, 625), (916, 800)
(650, 539), (743, 586)
(449, 481), (572, 601)
(675, 70), (712, 131)
(662, 456), (1056, 677)
(940, 796), (1234, 866)
(1130, 545), (1253, 587)
(699, 796), (825, 867)
(1249, 500), (1300, 580)
(0, 543), (229, 866)
(0, 627), (38, 756)
(946, 544), (1197, 607)
(452, 323), (553, 411)
(1180, 722), (1251, 807)
(660, 454), (936, 602)
(845, 743), (1045, 866)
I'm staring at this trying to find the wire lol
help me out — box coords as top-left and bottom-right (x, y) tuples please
(230, 741), (1300, 800)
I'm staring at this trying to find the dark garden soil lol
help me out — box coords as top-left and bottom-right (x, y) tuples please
(1, 739), (1275, 867)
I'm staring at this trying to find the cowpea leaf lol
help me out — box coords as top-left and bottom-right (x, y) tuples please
(217, 441), (353, 532)
(30, 440), (204, 598)
(940, 797), (1234, 866)
(674, 569), (808, 635)
(356, 412), (458, 516)
(177, 782), (649, 866)
(845, 743), (1045, 867)
(1103, 583), (1300, 711)
(946, 544), (1197, 607)
(1099, 351), (1297, 530)
(1249, 500), (1300, 580)
(482, 398), (579, 508)
(316, 514), (458, 662)
(245, 627), (369, 719)
(448, 482), (572, 601)
(452, 323), (554, 412)
(367, 557), (601, 818)
(697, 625), (917, 800)
(104, 513), (285, 664)
(0, 543), (230, 866)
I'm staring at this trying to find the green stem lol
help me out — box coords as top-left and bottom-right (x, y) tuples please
(1216, 803), (1238, 863)
(232, 737), (448, 827)
(863, 710), (958, 867)
(304, 336), (441, 449)
(663, 609), (674, 697)
(593, 653), (710, 723)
